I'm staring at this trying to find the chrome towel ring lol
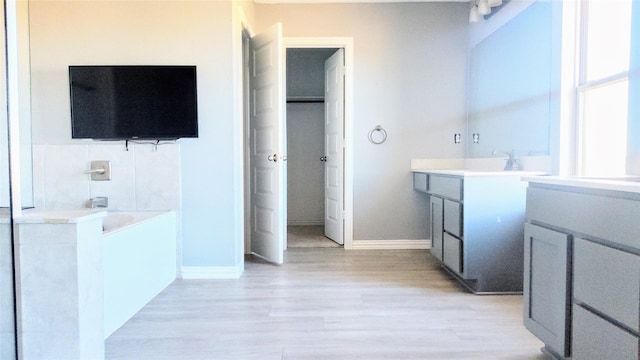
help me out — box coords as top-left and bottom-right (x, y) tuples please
(368, 125), (387, 144)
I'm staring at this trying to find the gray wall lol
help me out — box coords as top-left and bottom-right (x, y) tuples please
(287, 102), (324, 225)
(257, 3), (469, 240)
(287, 48), (337, 100)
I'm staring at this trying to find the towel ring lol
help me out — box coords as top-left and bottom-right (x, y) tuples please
(368, 125), (387, 145)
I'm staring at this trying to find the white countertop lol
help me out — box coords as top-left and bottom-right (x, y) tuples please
(413, 169), (546, 177)
(15, 209), (108, 224)
(522, 175), (640, 194)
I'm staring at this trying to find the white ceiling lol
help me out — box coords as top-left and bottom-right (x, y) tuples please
(255, 0), (468, 3)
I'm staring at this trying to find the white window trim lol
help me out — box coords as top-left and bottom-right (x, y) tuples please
(567, 0), (632, 176)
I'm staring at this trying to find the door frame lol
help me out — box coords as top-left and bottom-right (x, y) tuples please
(242, 35), (355, 255)
(284, 37), (354, 250)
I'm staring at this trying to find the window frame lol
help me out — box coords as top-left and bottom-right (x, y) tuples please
(573, 0), (632, 176)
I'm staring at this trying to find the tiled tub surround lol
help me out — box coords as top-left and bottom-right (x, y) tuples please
(31, 143), (183, 276)
(14, 209), (177, 360)
(31, 143), (181, 211)
(15, 210), (106, 360)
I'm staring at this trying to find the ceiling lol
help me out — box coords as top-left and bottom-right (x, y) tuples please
(255, 0), (469, 3)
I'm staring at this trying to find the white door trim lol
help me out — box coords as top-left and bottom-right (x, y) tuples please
(284, 37), (354, 250)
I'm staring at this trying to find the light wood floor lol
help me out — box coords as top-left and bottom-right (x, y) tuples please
(105, 249), (545, 360)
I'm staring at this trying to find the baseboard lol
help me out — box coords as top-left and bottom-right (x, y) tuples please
(287, 220), (324, 226)
(350, 239), (431, 250)
(181, 265), (244, 279)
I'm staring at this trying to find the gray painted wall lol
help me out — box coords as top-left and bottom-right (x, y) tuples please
(287, 102), (324, 224)
(258, 2), (469, 241)
(287, 48), (337, 100)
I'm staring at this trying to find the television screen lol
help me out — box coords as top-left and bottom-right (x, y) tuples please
(69, 65), (198, 140)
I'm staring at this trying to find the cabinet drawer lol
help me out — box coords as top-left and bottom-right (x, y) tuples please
(573, 238), (640, 332)
(428, 175), (462, 200)
(443, 233), (462, 275)
(573, 305), (639, 360)
(413, 173), (428, 193)
(526, 187), (640, 249)
(444, 199), (462, 238)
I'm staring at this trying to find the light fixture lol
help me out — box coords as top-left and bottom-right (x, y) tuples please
(478, 0), (492, 15)
(469, 3), (481, 23)
(488, 0), (502, 7)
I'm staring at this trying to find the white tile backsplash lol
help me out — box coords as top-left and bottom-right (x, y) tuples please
(31, 145), (46, 209)
(88, 144), (136, 210)
(32, 143), (181, 212)
(42, 145), (90, 209)
(134, 143), (181, 211)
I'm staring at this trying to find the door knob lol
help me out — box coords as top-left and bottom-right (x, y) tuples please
(268, 153), (278, 162)
(320, 156), (327, 162)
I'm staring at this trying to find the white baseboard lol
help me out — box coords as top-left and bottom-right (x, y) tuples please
(287, 220), (324, 226)
(181, 265), (244, 279)
(350, 239), (431, 250)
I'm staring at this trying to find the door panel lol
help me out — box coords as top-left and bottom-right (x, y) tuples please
(324, 49), (345, 244)
(249, 23), (285, 264)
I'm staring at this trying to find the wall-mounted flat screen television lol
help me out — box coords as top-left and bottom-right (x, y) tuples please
(69, 65), (198, 140)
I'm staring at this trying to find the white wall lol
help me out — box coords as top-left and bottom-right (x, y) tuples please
(628, 0), (640, 175)
(257, 3), (469, 240)
(28, 1), (241, 271)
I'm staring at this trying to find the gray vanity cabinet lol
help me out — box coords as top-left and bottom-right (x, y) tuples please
(414, 171), (529, 293)
(524, 181), (640, 359)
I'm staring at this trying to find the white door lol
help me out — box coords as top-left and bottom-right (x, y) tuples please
(324, 49), (344, 245)
(249, 23), (286, 264)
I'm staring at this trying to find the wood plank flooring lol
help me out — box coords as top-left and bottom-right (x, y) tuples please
(105, 249), (545, 360)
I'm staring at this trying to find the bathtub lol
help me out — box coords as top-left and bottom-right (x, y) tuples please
(102, 210), (176, 338)
(102, 211), (163, 233)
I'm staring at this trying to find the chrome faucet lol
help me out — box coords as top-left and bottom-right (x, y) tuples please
(493, 150), (520, 171)
(86, 197), (108, 208)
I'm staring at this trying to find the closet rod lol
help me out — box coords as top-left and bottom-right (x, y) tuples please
(286, 99), (325, 103)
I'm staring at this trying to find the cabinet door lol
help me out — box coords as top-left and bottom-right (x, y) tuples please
(523, 223), (571, 358)
(430, 196), (443, 261)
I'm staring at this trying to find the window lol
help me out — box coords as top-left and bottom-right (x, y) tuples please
(576, 0), (633, 176)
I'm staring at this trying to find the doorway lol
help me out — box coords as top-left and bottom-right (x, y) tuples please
(286, 47), (341, 248)
(243, 34), (354, 263)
